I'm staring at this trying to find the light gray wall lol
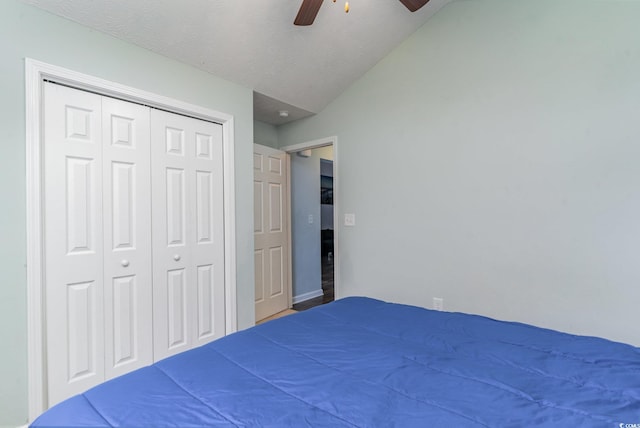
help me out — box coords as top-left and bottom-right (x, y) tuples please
(253, 120), (279, 148)
(0, 1), (255, 425)
(279, 0), (640, 346)
(290, 150), (323, 300)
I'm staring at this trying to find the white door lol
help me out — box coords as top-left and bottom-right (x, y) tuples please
(44, 83), (153, 406)
(151, 109), (226, 361)
(254, 144), (290, 321)
(101, 97), (153, 381)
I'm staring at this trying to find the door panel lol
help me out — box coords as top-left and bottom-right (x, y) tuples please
(66, 280), (98, 381)
(44, 83), (105, 407)
(196, 171), (213, 243)
(269, 183), (283, 232)
(254, 144), (290, 322)
(102, 96), (153, 381)
(190, 116), (226, 347)
(111, 161), (135, 249)
(255, 249), (265, 302)
(166, 167), (186, 246)
(196, 264), (215, 338)
(111, 275), (136, 367)
(269, 247), (284, 297)
(152, 110), (225, 361)
(65, 157), (95, 253)
(254, 180), (264, 233)
(167, 268), (188, 349)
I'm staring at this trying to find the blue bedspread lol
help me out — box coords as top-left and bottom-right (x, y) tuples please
(32, 297), (640, 427)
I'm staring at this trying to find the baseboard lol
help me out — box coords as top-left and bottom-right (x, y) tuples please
(292, 289), (324, 304)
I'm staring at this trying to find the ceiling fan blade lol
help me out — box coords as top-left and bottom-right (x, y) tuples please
(398, 0), (430, 12)
(294, 0), (324, 26)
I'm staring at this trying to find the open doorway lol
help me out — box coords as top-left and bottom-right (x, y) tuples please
(319, 158), (335, 305)
(282, 139), (337, 312)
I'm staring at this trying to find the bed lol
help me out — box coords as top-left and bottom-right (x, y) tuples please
(32, 297), (640, 427)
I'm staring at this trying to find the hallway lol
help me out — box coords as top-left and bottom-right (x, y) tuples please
(292, 254), (334, 311)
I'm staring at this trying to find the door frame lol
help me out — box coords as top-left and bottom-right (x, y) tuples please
(25, 58), (238, 420)
(281, 136), (339, 306)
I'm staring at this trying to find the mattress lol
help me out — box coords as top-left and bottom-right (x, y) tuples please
(32, 297), (640, 427)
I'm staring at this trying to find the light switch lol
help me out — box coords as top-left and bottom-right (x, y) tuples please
(308, 214), (313, 224)
(344, 213), (356, 226)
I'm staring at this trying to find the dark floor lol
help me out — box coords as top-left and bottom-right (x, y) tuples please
(292, 254), (334, 311)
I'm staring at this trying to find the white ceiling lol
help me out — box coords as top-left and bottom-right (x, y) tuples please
(22, 0), (452, 124)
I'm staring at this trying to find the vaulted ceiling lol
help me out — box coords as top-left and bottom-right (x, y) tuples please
(22, 0), (452, 124)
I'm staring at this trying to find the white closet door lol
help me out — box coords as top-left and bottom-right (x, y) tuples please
(151, 109), (225, 361)
(190, 117), (226, 349)
(44, 83), (105, 406)
(44, 83), (153, 406)
(101, 97), (153, 380)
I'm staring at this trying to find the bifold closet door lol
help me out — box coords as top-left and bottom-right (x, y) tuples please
(151, 109), (226, 361)
(44, 83), (153, 406)
(101, 97), (153, 381)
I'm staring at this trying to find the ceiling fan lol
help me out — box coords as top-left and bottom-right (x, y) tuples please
(294, 0), (430, 26)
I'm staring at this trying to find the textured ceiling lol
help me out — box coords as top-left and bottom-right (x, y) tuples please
(22, 0), (452, 124)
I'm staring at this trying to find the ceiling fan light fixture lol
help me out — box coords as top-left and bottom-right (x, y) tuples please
(398, 0), (430, 12)
(296, 0), (426, 26)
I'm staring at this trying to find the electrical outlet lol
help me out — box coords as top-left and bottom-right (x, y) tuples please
(433, 297), (444, 311)
(308, 214), (313, 224)
(344, 213), (356, 226)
